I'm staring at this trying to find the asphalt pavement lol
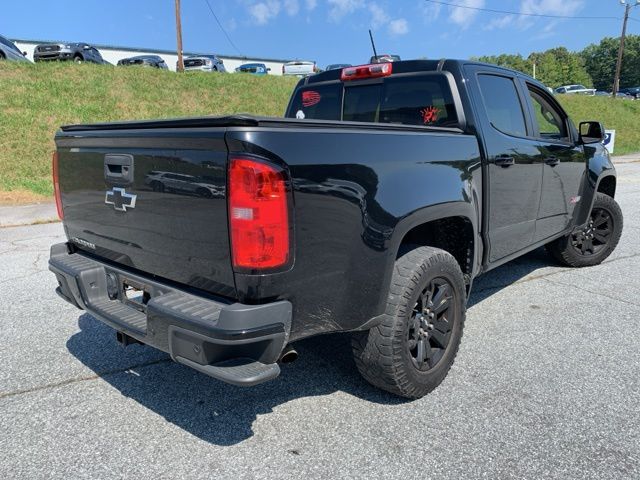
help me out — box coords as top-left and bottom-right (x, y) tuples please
(1, 162), (639, 479)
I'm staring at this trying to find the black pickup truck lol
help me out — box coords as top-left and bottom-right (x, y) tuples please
(49, 60), (622, 398)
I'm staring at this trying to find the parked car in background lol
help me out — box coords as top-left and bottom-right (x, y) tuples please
(325, 63), (351, 71)
(144, 171), (222, 198)
(595, 90), (609, 96)
(182, 55), (226, 72)
(370, 54), (401, 63)
(619, 86), (640, 99)
(235, 63), (270, 75)
(34, 42), (108, 64)
(282, 60), (317, 77)
(554, 84), (596, 95)
(117, 55), (168, 69)
(0, 34), (30, 62)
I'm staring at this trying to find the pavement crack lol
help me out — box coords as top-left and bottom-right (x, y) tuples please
(542, 277), (640, 309)
(0, 358), (172, 400)
(472, 251), (640, 297)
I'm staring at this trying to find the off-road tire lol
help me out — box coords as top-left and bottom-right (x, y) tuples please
(351, 246), (466, 399)
(546, 192), (622, 267)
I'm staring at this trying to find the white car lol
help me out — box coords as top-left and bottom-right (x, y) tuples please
(554, 84), (596, 95)
(282, 60), (317, 77)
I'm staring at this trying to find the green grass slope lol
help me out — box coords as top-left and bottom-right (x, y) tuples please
(1, 62), (639, 200)
(559, 95), (640, 156)
(0, 62), (297, 199)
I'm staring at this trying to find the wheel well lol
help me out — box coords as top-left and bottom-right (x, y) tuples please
(597, 176), (616, 198)
(74, 53), (83, 60)
(398, 216), (474, 278)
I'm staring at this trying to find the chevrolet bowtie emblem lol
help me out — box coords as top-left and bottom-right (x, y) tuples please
(105, 187), (137, 212)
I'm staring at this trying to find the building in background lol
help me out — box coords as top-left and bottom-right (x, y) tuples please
(12, 38), (292, 74)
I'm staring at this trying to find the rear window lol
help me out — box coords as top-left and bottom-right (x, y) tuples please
(287, 74), (459, 127)
(287, 83), (342, 121)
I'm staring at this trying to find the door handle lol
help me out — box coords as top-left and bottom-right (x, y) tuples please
(494, 155), (515, 168)
(104, 154), (134, 184)
(545, 157), (560, 167)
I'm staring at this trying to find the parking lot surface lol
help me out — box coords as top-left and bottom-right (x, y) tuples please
(1, 162), (639, 479)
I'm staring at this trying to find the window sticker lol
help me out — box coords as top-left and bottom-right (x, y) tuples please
(302, 90), (321, 107)
(296, 110), (306, 119)
(420, 106), (440, 124)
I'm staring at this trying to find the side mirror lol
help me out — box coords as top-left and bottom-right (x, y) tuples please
(23, 51), (28, 56)
(579, 121), (605, 144)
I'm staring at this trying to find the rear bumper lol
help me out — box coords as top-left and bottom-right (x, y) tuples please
(49, 243), (292, 386)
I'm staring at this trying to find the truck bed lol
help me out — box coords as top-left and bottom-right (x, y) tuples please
(55, 114), (481, 339)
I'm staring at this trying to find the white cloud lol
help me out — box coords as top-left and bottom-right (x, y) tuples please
(449, 0), (485, 29)
(369, 4), (389, 28)
(388, 18), (409, 36)
(520, 0), (583, 17)
(483, 14), (515, 31)
(283, 0), (299, 16)
(305, 0), (317, 10)
(248, 0), (281, 25)
(327, 0), (364, 22)
(420, 3), (441, 23)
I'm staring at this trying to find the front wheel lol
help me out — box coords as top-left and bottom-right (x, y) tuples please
(546, 192), (623, 267)
(351, 246), (466, 399)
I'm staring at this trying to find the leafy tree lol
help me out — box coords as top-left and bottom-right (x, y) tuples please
(581, 35), (640, 90)
(473, 53), (533, 76)
(475, 48), (592, 89)
(529, 47), (592, 88)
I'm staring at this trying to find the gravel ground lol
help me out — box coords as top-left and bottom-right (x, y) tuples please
(1, 162), (639, 479)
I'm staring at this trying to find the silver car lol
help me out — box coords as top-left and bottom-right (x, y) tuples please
(554, 84), (596, 96)
(181, 55), (226, 72)
(0, 35), (30, 62)
(144, 171), (223, 198)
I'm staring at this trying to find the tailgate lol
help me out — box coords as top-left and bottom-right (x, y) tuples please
(55, 126), (236, 298)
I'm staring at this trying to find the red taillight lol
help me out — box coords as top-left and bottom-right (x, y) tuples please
(341, 62), (392, 81)
(52, 152), (63, 220)
(229, 157), (290, 270)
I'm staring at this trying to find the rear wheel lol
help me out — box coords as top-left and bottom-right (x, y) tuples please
(351, 246), (466, 399)
(546, 192), (623, 267)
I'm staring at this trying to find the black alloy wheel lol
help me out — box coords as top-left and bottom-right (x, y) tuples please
(407, 279), (454, 371)
(571, 207), (614, 256)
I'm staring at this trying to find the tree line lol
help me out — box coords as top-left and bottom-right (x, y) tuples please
(473, 35), (640, 91)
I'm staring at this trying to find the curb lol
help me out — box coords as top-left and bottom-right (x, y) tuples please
(0, 202), (59, 228)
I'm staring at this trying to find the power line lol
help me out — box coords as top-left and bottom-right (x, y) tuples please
(203, 0), (243, 56)
(424, 0), (622, 20)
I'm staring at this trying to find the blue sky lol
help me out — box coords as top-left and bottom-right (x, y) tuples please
(2, 1), (639, 67)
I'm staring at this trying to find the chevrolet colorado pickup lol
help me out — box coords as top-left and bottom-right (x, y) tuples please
(49, 60), (622, 399)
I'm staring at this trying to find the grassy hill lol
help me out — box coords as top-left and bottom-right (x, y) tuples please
(0, 62), (297, 202)
(1, 62), (638, 202)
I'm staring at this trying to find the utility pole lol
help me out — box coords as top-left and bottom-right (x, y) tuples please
(613, 1), (639, 97)
(175, 0), (184, 72)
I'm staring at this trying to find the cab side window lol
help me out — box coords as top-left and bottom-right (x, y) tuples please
(527, 86), (569, 141)
(477, 74), (527, 137)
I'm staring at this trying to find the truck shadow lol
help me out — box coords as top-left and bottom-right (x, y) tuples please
(66, 247), (556, 446)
